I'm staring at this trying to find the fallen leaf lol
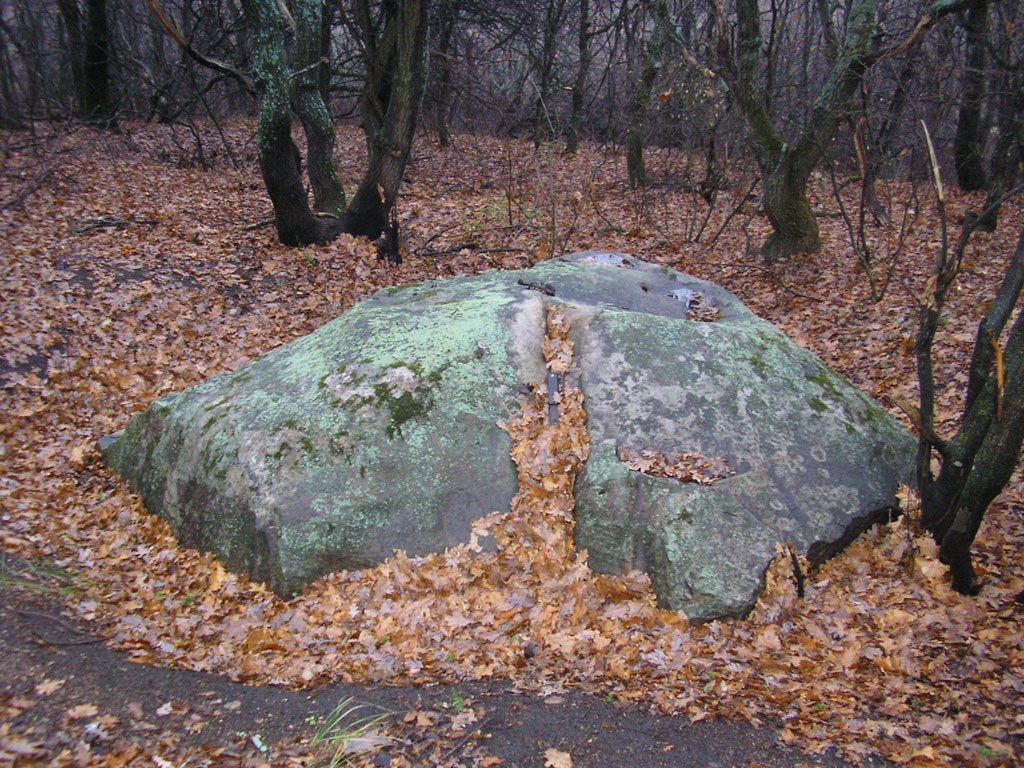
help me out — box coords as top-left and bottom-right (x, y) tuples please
(414, 711), (436, 727)
(450, 708), (479, 731)
(66, 703), (99, 720)
(34, 678), (65, 696)
(0, 736), (46, 756)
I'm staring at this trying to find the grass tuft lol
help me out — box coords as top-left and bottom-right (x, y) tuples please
(309, 697), (393, 767)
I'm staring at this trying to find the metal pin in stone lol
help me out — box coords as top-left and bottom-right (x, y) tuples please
(546, 372), (560, 424)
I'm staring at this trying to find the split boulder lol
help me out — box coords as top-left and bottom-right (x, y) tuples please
(103, 252), (915, 619)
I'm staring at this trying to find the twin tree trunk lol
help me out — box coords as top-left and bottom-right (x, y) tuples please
(242, 0), (428, 250)
(716, 0), (969, 261)
(343, 0), (430, 241)
(715, 0), (879, 261)
(245, 0), (330, 246)
(916, 230), (1024, 594)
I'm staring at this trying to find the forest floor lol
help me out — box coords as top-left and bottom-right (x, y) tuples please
(0, 120), (1022, 767)
(1, 551), (859, 768)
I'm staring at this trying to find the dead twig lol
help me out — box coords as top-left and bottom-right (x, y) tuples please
(242, 217), (276, 231)
(698, 174), (761, 257)
(14, 608), (106, 646)
(0, 166), (56, 212)
(891, 395), (948, 451)
(517, 279), (556, 296)
(436, 719), (492, 764)
(72, 215), (159, 233)
(721, 260), (826, 303)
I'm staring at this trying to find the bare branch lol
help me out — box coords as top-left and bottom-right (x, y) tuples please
(143, 0), (255, 94)
(866, 0), (973, 65)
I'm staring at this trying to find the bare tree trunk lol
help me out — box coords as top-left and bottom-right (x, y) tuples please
(83, 0), (117, 127)
(343, 0), (430, 251)
(243, 0), (331, 246)
(565, 0), (590, 154)
(292, 0), (345, 216)
(953, 0), (988, 191)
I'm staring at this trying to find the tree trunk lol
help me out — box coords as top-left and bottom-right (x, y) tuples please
(239, 0), (428, 250)
(83, 0), (117, 127)
(918, 231), (1024, 594)
(625, 57), (658, 188)
(292, 0), (345, 216)
(953, 0), (988, 191)
(565, 0), (590, 154)
(531, 0), (567, 147)
(930, 350), (1024, 593)
(875, 47), (919, 166)
(977, 71), (1023, 231)
(318, 2), (333, 107)
(56, 0), (87, 118)
(761, 157), (821, 261)
(626, 0), (671, 189)
(715, 0), (881, 261)
(243, 0), (330, 246)
(427, 0), (458, 148)
(851, 114), (888, 225)
(0, 20), (19, 127)
(343, 0), (430, 247)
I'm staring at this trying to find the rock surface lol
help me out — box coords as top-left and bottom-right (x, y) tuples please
(102, 272), (535, 596)
(560, 254), (914, 619)
(103, 252), (915, 618)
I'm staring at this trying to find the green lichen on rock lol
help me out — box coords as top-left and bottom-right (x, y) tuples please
(103, 269), (538, 596)
(374, 386), (429, 439)
(323, 360), (446, 440)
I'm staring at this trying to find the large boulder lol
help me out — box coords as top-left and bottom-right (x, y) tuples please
(103, 252), (915, 618)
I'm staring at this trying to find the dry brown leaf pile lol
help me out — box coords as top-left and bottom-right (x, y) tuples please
(616, 446), (735, 485)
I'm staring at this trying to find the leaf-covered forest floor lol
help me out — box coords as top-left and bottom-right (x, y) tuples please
(1, 121), (1022, 767)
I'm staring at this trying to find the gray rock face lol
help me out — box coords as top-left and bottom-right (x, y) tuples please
(103, 252), (915, 618)
(559, 255), (914, 620)
(103, 273), (535, 596)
